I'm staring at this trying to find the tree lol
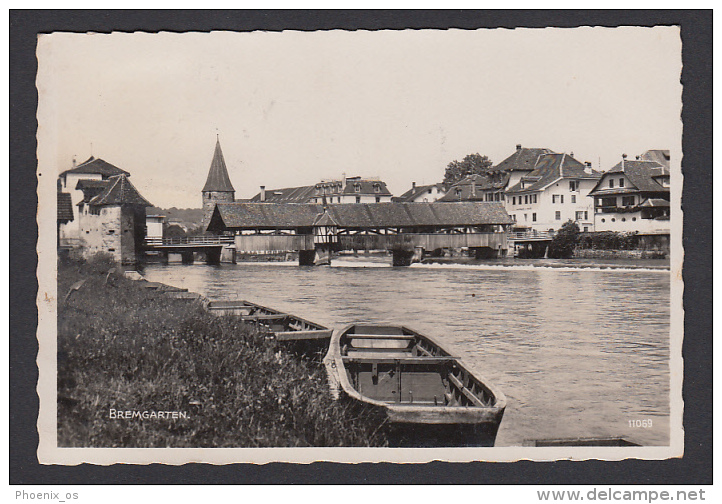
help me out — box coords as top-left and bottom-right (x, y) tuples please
(443, 153), (494, 186)
(548, 220), (580, 259)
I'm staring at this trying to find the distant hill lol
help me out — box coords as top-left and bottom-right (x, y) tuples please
(149, 207), (205, 234)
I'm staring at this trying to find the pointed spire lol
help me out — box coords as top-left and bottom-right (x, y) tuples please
(202, 137), (235, 193)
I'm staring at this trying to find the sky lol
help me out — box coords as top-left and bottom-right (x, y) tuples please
(37, 27), (682, 209)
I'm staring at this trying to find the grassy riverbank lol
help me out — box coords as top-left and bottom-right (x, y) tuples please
(57, 255), (387, 447)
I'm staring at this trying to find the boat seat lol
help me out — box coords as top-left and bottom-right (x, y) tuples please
(239, 314), (288, 321)
(347, 334), (416, 340)
(342, 356), (459, 365)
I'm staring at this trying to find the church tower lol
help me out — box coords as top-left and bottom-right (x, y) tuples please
(202, 136), (235, 230)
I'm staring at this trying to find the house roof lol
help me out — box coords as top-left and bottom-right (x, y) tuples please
(640, 149), (670, 169)
(89, 175), (153, 207)
(249, 185), (318, 203)
(506, 153), (601, 194)
(75, 179), (111, 191)
(57, 192), (74, 222)
(60, 156), (130, 178)
(251, 178), (393, 203)
(208, 202), (512, 231)
(640, 198), (670, 207)
(322, 178), (393, 197)
(394, 183), (446, 202)
(438, 173), (511, 202)
(589, 159), (669, 196)
(202, 138), (235, 193)
(492, 146), (555, 172)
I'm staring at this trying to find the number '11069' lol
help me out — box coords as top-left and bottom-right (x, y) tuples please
(629, 419), (653, 428)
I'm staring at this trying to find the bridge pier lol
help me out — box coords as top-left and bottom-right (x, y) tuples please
(205, 248), (222, 265)
(181, 251), (195, 264)
(314, 246), (332, 266)
(392, 248), (415, 267)
(298, 250), (316, 266)
(515, 241), (549, 259)
(470, 246), (498, 259)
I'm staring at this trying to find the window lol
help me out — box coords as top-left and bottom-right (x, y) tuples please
(354, 184), (361, 193)
(621, 218), (626, 222)
(585, 211), (588, 220)
(569, 180), (578, 191)
(622, 196), (635, 206)
(555, 211), (561, 220)
(428, 189), (432, 194)
(533, 194), (537, 204)
(108, 248), (115, 252)
(632, 217), (637, 221)
(512, 196), (516, 205)
(375, 196), (380, 203)
(355, 196), (361, 203)
(601, 218), (606, 223)
(609, 179), (614, 188)
(619, 178), (625, 187)
(524, 214), (528, 221)
(374, 184), (380, 193)
(571, 195), (576, 204)
(575, 211), (584, 220)
(524, 195), (529, 204)
(583, 226), (589, 232)
(611, 218), (616, 222)
(532, 213), (537, 222)
(561, 195), (564, 204)
(512, 214), (517, 222)
(108, 229), (115, 235)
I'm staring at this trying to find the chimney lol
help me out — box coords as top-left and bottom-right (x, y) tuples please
(412, 181), (416, 189)
(516, 144), (522, 151)
(584, 161), (592, 175)
(636, 155), (640, 160)
(570, 151), (574, 158)
(72, 156), (77, 168)
(260, 185), (266, 202)
(341, 173), (347, 191)
(471, 178), (476, 197)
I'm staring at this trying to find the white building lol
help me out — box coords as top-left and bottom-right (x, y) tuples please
(588, 152), (670, 234)
(145, 215), (166, 242)
(505, 153), (602, 232)
(250, 175), (393, 204)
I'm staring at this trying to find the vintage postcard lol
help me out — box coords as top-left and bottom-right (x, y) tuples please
(36, 27), (683, 464)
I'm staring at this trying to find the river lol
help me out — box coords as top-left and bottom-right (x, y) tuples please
(141, 256), (671, 447)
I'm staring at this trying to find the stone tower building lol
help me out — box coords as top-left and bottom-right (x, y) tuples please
(202, 137), (235, 230)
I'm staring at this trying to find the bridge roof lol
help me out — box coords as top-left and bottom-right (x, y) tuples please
(208, 202), (512, 231)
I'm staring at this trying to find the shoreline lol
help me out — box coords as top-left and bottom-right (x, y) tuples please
(57, 256), (388, 448)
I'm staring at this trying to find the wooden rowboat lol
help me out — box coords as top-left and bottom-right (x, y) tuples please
(323, 324), (506, 447)
(206, 300), (332, 343)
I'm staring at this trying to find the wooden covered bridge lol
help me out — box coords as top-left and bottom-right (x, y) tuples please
(207, 202), (513, 266)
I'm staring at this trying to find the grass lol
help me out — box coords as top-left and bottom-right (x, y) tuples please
(57, 254), (388, 447)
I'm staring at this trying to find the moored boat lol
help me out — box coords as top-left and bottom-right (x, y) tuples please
(323, 323), (506, 447)
(206, 299), (332, 345)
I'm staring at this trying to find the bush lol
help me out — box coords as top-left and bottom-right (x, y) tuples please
(578, 231), (640, 250)
(548, 220), (580, 258)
